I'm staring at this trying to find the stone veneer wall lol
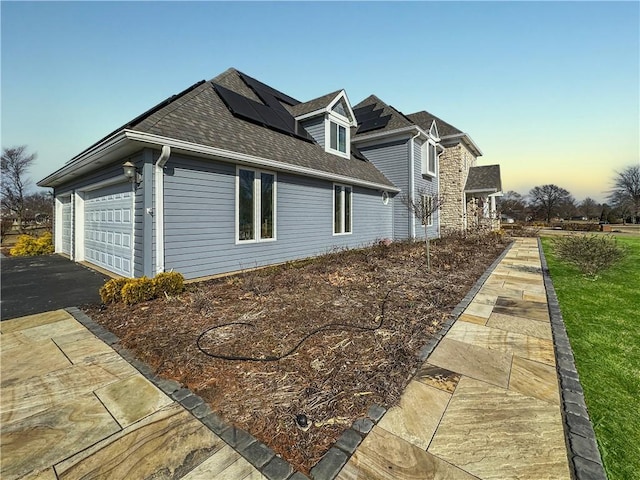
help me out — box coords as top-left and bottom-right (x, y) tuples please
(438, 143), (477, 231)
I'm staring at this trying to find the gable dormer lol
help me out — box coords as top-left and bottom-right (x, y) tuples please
(421, 120), (442, 177)
(293, 90), (357, 159)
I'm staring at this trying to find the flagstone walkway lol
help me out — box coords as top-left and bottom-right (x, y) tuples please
(337, 237), (572, 479)
(1, 238), (575, 480)
(0, 310), (267, 480)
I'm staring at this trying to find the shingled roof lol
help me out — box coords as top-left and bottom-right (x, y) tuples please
(289, 90), (343, 117)
(465, 165), (502, 193)
(353, 95), (415, 135)
(46, 68), (396, 190)
(406, 111), (462, 138)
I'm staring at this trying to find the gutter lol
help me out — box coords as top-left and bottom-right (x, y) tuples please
(352, 125), (428, 145)
(126, 131), (400, 192)
(440, 133), (483, 157)
(155, 146), (171, 274)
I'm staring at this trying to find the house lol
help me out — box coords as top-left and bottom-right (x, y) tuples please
(38, 68), (495, 280)
(407, 111), (503, 231)
(351, 95), (442, 240)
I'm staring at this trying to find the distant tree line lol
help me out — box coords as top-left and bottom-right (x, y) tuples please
(498, 165), (640, 224)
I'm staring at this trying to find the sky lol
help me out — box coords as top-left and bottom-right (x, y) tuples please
(2, 1), (638, 204)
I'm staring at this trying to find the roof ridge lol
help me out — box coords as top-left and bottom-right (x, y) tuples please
(408, 110), (463, 135)
(210, 67), (239, 83)
(134, 82), (211, 133)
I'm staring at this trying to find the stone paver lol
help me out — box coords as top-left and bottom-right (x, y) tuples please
(340, 238), (574, 479)
(2, 238), (591, 480)
(0, 310), (265, 480)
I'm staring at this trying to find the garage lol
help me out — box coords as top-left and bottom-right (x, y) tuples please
(83, 182), (134, 277)
(60, 196), (72, 255)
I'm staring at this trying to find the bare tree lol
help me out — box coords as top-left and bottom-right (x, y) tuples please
(1, 146), (36, 232)
(498, 190), (526, 221)
(579, 197), (599, 220)
(24, 191), (53, 226)
(401, 189), (444, 271)
(608, 165), (640, 224)
(528, 184), (574, 223)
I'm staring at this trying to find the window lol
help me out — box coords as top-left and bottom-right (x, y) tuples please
(334, 184), (352, 234)
(237, 168), (275, 242)
(429, 143), (437, 175)
(421, 194), (433, 227)
(421, 141), (437, 176)
(330, 121), (347, 154)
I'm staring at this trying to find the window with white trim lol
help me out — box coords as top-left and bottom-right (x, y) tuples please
(421, 141), (437, 176)
(237, 168), (275, 242)
(333, 184), (352, 234)
(330, 121), (347, 154)
(421, 194), (433, 227)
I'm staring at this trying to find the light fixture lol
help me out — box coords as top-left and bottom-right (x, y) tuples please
(123, 161), (142, 183)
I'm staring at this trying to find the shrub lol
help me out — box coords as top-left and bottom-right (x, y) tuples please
(10, 232), (54, 256)
(552, 234), (626, 276)
(153, 271), (184, 297)
(99, 278), (129, 304)
(121, 277), (156, 305)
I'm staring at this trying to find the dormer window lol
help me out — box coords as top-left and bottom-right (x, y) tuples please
(294, 90), (356, 160)
(330, 121), (347, 154)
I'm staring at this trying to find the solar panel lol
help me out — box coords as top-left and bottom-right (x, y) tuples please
(214, 83), (265, 125)
(354, 103), (392, 134)
(355, 108), (386, 123)
(213, 82), (312, 142)
(239, 72), (300, 106)
(353, 104), (376, 115)
(358, 115), (392, 134)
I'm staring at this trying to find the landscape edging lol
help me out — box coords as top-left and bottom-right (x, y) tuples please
(537, 237), (608, 480)
(64, 239), (516, 480)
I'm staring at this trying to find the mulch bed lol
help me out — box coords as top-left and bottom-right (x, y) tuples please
(88, 232), (509, 474)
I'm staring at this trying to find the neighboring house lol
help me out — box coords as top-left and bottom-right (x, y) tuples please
(38, 68), (494, 280)
(407, 111), (502, 231)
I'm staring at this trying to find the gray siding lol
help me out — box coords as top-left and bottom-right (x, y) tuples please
(163, 155), (392, 279)
(413, 140), (439, 239)
(301, 117), (325, 146)
(358, 139), (410, 240)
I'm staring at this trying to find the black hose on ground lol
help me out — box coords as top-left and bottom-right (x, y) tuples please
(196, 288), (394, 362)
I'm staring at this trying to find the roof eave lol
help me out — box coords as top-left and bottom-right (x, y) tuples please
(441, 133), (483, 157)
(352, 125), (428, 144)
(40, 130), (399, 192)
(37, 131), (135, 188)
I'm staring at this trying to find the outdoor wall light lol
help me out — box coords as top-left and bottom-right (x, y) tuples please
(123, 161), (142, 183)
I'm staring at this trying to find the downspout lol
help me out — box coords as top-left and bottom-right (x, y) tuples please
(155, 146), (171, 274)
(408, 130), (421, 239)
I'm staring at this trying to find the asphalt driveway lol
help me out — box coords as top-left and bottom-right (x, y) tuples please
(1, 254), (109, 320)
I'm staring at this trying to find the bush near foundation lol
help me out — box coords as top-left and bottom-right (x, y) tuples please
(9, 232), (54, 256)
(99, 278), (129, 304)
(153, 271), (185, 297)
(100, 271), (185, 305)
(551, 234), (626, 276)
(121, 277), (156, 305)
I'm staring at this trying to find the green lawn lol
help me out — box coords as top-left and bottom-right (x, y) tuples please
(541, 236), (640, 480)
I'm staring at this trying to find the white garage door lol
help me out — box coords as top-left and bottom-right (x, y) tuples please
(60, 196), (72, 255)
(84, 183), (134, 277)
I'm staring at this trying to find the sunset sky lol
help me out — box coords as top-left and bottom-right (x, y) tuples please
(2, 1), (638, 203)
